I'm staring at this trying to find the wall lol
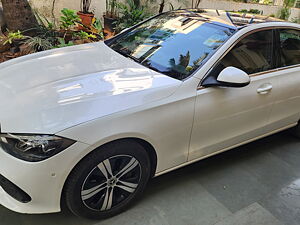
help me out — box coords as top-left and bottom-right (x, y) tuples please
(197, 0), (300, 20)
(29, 0), (300, 22)
(29, 0), (106, 22)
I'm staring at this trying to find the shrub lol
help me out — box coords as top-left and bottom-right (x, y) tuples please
(278, 7), (290, 20)
(24, 36), (53, 52)
(115, 0), (152, 32)
(60, 8), (81, 30)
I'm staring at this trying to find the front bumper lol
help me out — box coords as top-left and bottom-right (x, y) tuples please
(0, 174), (31, 203)
(0, 141), (90, 214)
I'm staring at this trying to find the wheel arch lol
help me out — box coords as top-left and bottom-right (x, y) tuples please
(60, 137), (158, 210)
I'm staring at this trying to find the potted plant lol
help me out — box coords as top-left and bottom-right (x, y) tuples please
(77, 0), (94, 28)
(103, 0), (119, 35)
(60, 8), (81, 41)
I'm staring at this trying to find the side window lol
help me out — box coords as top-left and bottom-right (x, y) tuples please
(279, 29), (300, 67)
(209, 30), (274, 77)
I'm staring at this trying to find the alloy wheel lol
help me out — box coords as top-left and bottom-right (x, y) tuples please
(81, 155), (142, 211)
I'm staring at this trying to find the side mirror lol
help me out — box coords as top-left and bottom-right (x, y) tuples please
(202, 67), (250, 88)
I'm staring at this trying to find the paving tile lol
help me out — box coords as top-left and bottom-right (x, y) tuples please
(268, 135), (300, 176)
(19, 211), (92, 225)
(195, 159), (270, 213)
(259, 178), (300, 225)
(240, 151), (297, 192)
(99, 176), (231, 225)
(1, 175), (231, 225)
(214, 203), (283, 225)
(0, 206), (24, 225)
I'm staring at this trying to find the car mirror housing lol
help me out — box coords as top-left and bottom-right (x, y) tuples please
(202, 67), (250, 88)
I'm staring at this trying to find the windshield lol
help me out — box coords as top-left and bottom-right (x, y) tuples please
(106, 10), (236, 80)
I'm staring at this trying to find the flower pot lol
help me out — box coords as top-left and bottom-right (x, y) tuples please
(77, 11), (94, 29)
(103, 15), (117, 34)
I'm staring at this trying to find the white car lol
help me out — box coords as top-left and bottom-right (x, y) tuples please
(0, 9), (300, 219)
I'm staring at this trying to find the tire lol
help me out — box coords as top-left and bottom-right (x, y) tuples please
(63, 140), (151, 220)
(290, 122), (300, 138)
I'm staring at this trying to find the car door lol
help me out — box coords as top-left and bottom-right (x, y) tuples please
(188, 29), (279, 161)
(267, 28), (300, 130)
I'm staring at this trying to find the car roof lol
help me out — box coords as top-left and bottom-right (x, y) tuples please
(168, 8), (286, 29)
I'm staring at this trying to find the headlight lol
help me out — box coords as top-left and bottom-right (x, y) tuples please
(0, 133), (76, 162)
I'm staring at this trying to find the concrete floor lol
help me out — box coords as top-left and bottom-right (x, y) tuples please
(1, 131), (300, 225)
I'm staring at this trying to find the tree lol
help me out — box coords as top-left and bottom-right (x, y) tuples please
(1, 0), (38, 33)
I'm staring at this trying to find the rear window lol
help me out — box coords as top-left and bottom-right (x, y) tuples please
(106, 12), (236, 80)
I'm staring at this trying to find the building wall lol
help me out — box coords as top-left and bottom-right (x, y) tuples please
(29, 0), (300, 23)
(29, 0), (106, 20)
(197, 0), (300, 20)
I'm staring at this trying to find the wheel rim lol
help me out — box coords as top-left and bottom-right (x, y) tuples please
(81, 155), (142, 211)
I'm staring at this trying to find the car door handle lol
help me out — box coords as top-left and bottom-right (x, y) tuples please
(257, 84), (273, 95)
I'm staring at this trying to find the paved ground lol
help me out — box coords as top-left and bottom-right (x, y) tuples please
(1, 130), (300, 225)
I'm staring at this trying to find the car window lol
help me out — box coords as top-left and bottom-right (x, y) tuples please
(106, 12), (235, 80)
(279, 29), (300, 67)
(208, 30), (274, 77)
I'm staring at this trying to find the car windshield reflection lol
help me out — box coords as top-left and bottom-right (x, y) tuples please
(106, 10), (236, 80)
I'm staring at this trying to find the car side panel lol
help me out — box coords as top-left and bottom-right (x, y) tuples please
(266, 67), (300, 129)
(189, 72), (277, 161)
(57, 77), (199, 173)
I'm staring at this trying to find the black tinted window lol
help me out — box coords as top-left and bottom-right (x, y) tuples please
(279, 29), (300, 67)
(107, 12), (235, 80)
(209, 30), (274, 77)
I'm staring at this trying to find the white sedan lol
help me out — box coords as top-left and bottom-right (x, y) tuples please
(0, 9), (299, 219)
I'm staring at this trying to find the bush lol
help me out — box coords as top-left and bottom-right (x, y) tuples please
(238, 9), (262, 15)
(24, 36), (53, 52)
(278, 7), (291, 20)
(115, 0), (152, 32)
(60, 8), (81, 30)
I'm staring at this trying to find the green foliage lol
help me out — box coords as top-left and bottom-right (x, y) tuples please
(24, 36), (53, 52)
(279, 7), (291, 20)
(249, 9), (262, 14)
(233, 0), (248, 3)
(238, 9), (248, 13)
(92, 18), (103, 33)
(115, 0), (152, 32)
(261, 0), (272, 4)
(54, 38), (74, 48)
(60, 8), (81, 29)
(3, 30), (24, 45)
(91, 18), (104, 39)
(238, 9), (262, 14)
(75, 31), (97, 39)
(32, 11), (59, 47)
(283, 0), (296, 7)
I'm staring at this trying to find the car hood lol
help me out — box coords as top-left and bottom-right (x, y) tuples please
(0, 42), (181, 134)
